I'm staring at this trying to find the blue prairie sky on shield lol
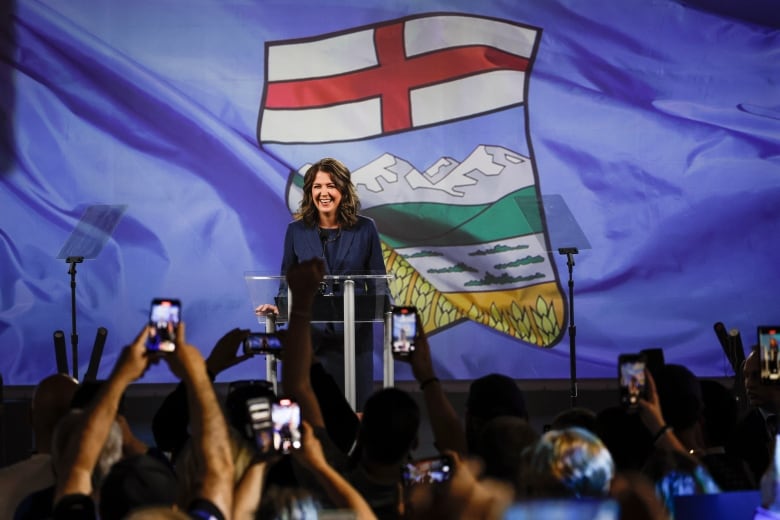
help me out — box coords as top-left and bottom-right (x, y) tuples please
(257, 13), (566, 348)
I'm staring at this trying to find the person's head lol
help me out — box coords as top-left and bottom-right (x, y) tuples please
(358, 387), (420, 465)
(466, 373), (528, 453)
(256, 485), (320, 519)
(51, 409), (123, 491)
(595, 406), (653, 473)
(296, 158), (360, 228)
(654, 364), (703, 432)
(699, 379), (737, 448)
(475, 416), (539, 484)
(518, 427), (615, 500)
(744, 346), (780, 412)
(99, 454), (178, 520)
(30, 373), (79, 452)
(224, 379), (276, 441)
(550, 407), (598, 435)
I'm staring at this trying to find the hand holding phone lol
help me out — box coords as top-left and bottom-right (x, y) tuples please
(146, 298), (181, 353)
(392, 306), (418, 358)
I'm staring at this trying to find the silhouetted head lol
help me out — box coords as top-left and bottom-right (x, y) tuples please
(358, 387), (420, 465)
(654, 364), (702, 431)
(475, 416), (539, 484)
(30, 373), (78, 452)
(466, 373), (528, 453)
(100, 454), (178, 520)
(551, 407), (598, 435)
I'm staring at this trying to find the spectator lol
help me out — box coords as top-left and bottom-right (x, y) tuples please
(475, 416), (538, 486)
(551, 406), (599, 435)
(0, 373), (77, 519)
(698, 378), (756, 490)
(730, 347), (780, 484)
(51, 323), (235, 519)
(596, 405), (655, 472)
(465, 373), (528, 454)
(282, 258), (382, 518)
(517, 426), (615, 499)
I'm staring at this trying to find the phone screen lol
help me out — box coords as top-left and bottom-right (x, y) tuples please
(392, 306), (417, 357)
(246, 397), (274, 456)
(243, 333), (283, 355)
(402, 455), (454, 486)
(272, 398), (302, 454)
(147, 299), (181, 352)
(618, 355), (646, 408)
(759, 326), (780, 384)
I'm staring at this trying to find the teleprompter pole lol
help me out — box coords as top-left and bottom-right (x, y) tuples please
(558, 247), (579, 407)
(66, 256), (84, 380)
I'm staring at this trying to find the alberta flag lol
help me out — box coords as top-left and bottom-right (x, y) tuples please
(259, 14), (565, 347)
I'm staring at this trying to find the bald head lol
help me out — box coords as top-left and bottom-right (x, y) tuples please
(31, 373), (79, 452)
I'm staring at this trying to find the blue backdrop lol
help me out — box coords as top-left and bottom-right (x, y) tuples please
(1, 0), (778, 385)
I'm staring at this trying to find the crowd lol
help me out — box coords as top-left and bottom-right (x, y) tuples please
(1, 257), (777, 519)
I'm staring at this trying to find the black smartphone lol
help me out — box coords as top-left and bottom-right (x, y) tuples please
(242, 332), (283, 356)
(401, 454), (454, 486)
(639, 347), (665, 380)
(146, 298), (181, 352)
(618, 353), (647, 409)
(245, 396), (274, 457)
(758, 326), (780, 384)
(272, 397), (302, 454)
(391, 306), (418, 357)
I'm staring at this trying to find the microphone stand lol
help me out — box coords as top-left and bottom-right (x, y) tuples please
(558, 247), (579, 407)
(66, 256), (84, 380)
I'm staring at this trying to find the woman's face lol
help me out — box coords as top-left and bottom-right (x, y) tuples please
(312, 170), (342, 218)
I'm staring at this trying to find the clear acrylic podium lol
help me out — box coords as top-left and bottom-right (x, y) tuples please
(245, 273), (393, 409)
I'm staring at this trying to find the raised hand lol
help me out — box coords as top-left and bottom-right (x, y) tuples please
(206, 327), (252, 377)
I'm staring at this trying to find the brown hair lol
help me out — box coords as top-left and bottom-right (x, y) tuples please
(294, 157), (360, 228)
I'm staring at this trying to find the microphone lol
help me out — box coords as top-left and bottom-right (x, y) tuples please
(84, 327), (108, 382)
(53, 330), (69, 374)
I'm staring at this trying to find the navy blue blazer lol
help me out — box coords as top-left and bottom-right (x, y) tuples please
(280, 215), (387, 280)
(277, 214), (390, 313)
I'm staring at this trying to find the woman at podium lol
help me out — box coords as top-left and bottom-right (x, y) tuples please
(256, 157), (388, 410)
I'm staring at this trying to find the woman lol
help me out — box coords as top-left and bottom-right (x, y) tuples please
(256, 158), (388, 410)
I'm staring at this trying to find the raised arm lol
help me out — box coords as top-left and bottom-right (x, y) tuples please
(164, 323), (234, 519)
(407, 313), (468, 455)
(55, 325), (152, 502)
(293, 421), (377, 520)
(280, 257), (327, 429)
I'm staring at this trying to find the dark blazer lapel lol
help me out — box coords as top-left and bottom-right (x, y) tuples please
(332, 225), (356, 272)
(303, 226), (326, 269)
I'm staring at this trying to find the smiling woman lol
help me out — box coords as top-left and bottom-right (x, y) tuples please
(255, 158), (389, 411)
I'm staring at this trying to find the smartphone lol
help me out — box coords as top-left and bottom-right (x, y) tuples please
(391, 306), (418, 357)
(639, 348), (665, 380)
(245, 396), (274, 457)
(272, 397), (302, 454)
(401, 454), (454, 486)
(242, 332), (283, 356)
(759, 326), (780, 384)
(146, 298), (181, 352)
(618, 353), (647, 409)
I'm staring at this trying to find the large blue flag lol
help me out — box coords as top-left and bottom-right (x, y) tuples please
(1, 0), (778, 384)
